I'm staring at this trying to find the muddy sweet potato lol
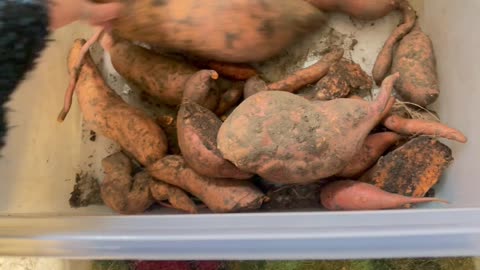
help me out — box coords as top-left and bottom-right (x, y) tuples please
(315, 58), (372, 100)
(148, 156), (267, 213)
(149, 181), (197, 213)
(197, 61), (258, 81)
(218, 73), (400, 184)
(382, 115), (467, 143)
(337, 132), (402, 178)
(177, 72), (252, 179)
(103, 36), (200, 107)
(244, 48), (344, 98)
(181, 70), (221, 111)
(304, 0), (408, 20)
(156, 111), (181, 155)
(360, 136), (453, 198)
(95, 0), (327, 63)
(101, 152), (154, 214)
(371, 0), (417, 85)
(67, 39), (168, 166)
(391, 25), (440, 107)
(320, 180), (447, 211)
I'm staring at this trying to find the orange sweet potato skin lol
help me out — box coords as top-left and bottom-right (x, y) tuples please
(360, 136), (453, 197)
(391, 26), (439, 107)
(69, 39), (168, 166)
(148, 156), (266, 213)
(103, 0), (327, 62)
(109, 40), (198, 106)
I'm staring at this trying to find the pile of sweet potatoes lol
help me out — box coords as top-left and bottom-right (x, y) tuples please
(62, 0), (467, 214)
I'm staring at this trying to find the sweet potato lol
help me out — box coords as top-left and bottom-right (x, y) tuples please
(215, 82), (244, 116)
(198, 61), (258, 81)
(149, 181), (197, 214)
(101, 152), (154, 214)
(320, 180), (447, 211)
(391, 25), (440, 107)
(217, 73), (400, 184)
(181, 70), (220, 111)
(156, 112), (181, 155)
(177, 93), (253, 179)
(372, 0), (417, 85)
(95, 0), (327, 63)
(315, 58), (372, 100)
(360, 136), (453, 198)
(244, 49), (344, 98)
(68, 39), (168, 166)
(337, 132), (402, 178)
(148, 156), (267, 213)
(382, 115), (467, 143)
(104, 36), (200, 107)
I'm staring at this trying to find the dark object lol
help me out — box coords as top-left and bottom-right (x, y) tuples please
(89, 130), (97, 142)
(69, 172), (104, 208)
(0, 0), (50, 149)
(263, 183), (323, 210)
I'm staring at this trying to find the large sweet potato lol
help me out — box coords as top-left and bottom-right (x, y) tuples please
(391, 25), (440, 107)
(95, 0), (327, 63)
(217, 73), (400, 184)
(68, 39), (168, 166)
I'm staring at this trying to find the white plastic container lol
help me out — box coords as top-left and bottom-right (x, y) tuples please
(0, 0), (479, 259)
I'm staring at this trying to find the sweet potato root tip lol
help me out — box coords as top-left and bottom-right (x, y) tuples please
(204, 61), (257, 81)
(337, 132), (402, 178)
(320, 180), (447, 211)
(267, 48), (344, 93)
(360, 136), (453, 198)
(58, 29), (104, 122)
(372, 0), (417, 85)
(101, 152), (154, 215)
(383, 115), (468, 143)
(147, 156), (266, 213)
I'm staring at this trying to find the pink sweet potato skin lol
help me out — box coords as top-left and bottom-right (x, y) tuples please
(177, 102), (253, 179)
(101, 0), (327, 63)
(391, 26), (440, 107)
(320, 180), (446, 211)
(217, 74), (399, 184)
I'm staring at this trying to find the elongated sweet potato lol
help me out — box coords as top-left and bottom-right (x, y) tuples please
(104, 37), (199, 107)
(149, 181), (197, 214)
(95, 0), (327, 63)
(101, 152), (154, 214)
(148, 156), (267, 213)
(244, 49), (344, 98)
(382, 115), (467, 143)
(371, 0), (417, 85)
(337, 132), (402, 178)
(315, 58), (372, 100)
(360, 136), (453, 198)
(177, 73), (253, 179)
(218, 73), (400, 184)
(68, 39), (168, 166)
(320, 180), (447, 211)
(181, 70), (220, 111)
(391, 25), (439, 107)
